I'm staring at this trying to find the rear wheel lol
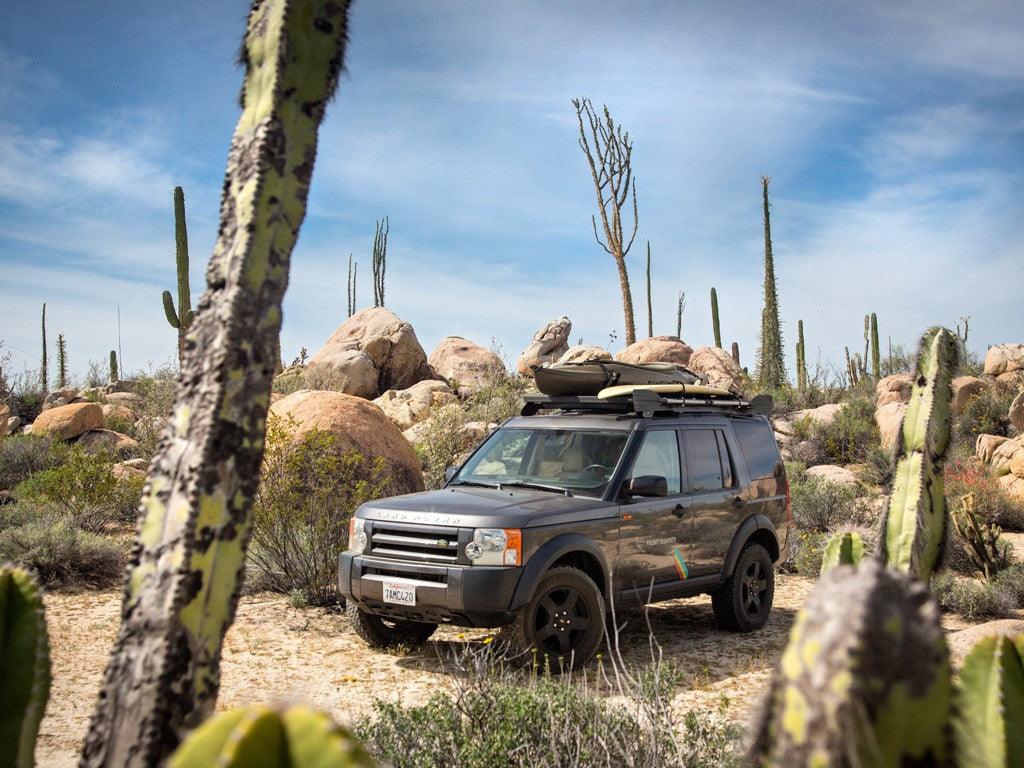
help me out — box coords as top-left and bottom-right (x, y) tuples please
(347, 603), (437, 649)
(712, 543), (774, 632)
(500, 566), (605, 672)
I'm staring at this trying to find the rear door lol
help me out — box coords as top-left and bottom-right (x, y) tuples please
(679, 426), (741, 576)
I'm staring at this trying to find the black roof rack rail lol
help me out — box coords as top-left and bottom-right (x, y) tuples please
(521, 391), (773, 417)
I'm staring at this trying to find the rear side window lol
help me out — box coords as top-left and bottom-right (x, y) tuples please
(731, 418), (781, 479)
(629, 430), (682, 494)
(681, 429), (727, 492)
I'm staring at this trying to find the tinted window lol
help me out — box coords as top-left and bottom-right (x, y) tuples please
(628, 430), (681, 494)
(682, 429), (724, 492)
(715, 431), (734, 488)
(730, 418), (781, 479)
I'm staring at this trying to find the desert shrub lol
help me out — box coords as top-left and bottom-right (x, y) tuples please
(945, 454), (1024, 531)
(791, 531), (827, 577)
(789, 472), (867, 533)
(413, 403), (475, 489)
(0, 433), (65, 491)
(0, 517), (125, 589)
(861, 444), (894, 488)
(803, 394), (878, 465)
(0, 500), (50, 533)
(954, 385), (1014, 445)
(355, 655), (740, 768)
(991, 564), (1024, 606)
(247, 417), (388, 606)
(464, 372), (530, 425)
(930, 571), (1016, 620)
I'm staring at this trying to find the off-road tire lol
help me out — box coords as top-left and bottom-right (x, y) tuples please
(500, 566), (605, 672)
(347, 603), (437, 649)
(712, 543), (774, 632)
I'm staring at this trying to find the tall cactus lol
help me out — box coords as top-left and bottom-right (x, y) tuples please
(39, 304), (47, 395)
(371, 215), (387, 308)
(168, 705), (374, 768)
(162, 186), (195, 365)
(879, 326), (959, 581)
(645, 241), (653, 338)
(756, 176), (785, 389)
(710, 287), (721, 348)
(346, 254), (357, 317)
(80, 3), (351, 766)
(676, 291), (685, 339)
(954, 635), (1024, 768)
(731, 341), (740, 368)
(870, 312), (880, 380)
(57, 334), (68, 390)
(0, 565), (51, 768)
(108, 350), (118, 384)
(819, 530), (864, 574)
(795, 319), (807, 392)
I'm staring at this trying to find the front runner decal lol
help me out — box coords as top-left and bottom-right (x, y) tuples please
(672, 546), (689, 579)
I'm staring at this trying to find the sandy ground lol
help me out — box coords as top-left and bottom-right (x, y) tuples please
(37, 568), (1011, 767)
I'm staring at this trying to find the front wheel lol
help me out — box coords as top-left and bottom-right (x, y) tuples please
(712, 543), (774, 632)
(347, 603), (437, 649)
(500, 566), (605, 672)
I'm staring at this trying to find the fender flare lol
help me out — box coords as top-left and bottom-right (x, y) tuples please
(722, 513), (779, 578)
(509, 533), (611, 612)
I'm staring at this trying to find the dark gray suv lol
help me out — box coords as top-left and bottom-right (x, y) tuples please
(339, 391), (790, 669)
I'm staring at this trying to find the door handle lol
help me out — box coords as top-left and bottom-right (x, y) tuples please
(672, 503), (686, 518)
(731, 495), (745, 508)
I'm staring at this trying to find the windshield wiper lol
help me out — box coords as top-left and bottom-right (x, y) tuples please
(499, 481), (574, 497)
(450, 479), (502, 489)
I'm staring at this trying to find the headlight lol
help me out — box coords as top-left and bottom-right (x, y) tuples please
(465, 528), (522, 566)
(348, 518), (367, 554)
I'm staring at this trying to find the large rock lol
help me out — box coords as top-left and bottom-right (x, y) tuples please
(947, 620), (1024, 664)
(104, 392), (144, 411)
(794, 403), (845, 429)
(1009, 390), (1024, 434)
(996, 370), (1024, 389)
(951, 376), (987, 413)
(373, 380), (456, 432)
(614, 336), (693, 367)
(875, 401), (907, 451)
(876, 374), (913, 408)
(43, 387), (80, 410)
(688, 346), (743, 392)
(75, 429), (140, 458)
(305, 351), (378, 399)
(983, 343), (1024, 377)
(804, 464), (859, 487)
(101, 403), (136, 426)
(997, 473), (1024, 502)
(309, 307), (434, 397)
(29, 402), (103, 440)
(990, 435), (1024, 475)
(516, 316), (571, 375)
(428, 337), (505, 393)
(269, 390), (424, 495)
(976, 434), (1010, 464)
(555, 345), (611, 365)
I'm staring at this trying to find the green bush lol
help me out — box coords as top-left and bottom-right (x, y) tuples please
(791, 531), (827, 577)
(789, 471), (867, 533)
(954, 385), (1014, 445)
(0, 433), (64, 491)
(861, 443), (894, 487)
(930, 571), (1017, 620)
(246, 417), (388, 606)
(412, 403), (475, 489)
(0, 517), (125, 589)
(991, 564), (1024, 606)
(803, 395), (879, 465)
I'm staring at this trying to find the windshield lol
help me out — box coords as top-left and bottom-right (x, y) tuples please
(453, 428), (629, 498)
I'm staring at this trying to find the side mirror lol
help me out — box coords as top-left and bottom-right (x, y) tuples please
(444, 466), (458, 484)
(627, 475), (668, 498)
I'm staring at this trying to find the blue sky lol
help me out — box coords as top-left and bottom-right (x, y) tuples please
(2, 1), (1022, 382)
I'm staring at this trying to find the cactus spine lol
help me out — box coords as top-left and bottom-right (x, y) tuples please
(57, 334), (68, 390)
(346, 254), (356, 317)
(645, 241), (653, 338)
(0, 565), (51, 768)
(371, 216), (387, 308)
(819, 530), (864, 574)
(870, 312), (880, 380)
(879, 326), (958, 581)
(954, 635), (1024, 768)
(108, 350), (118, 384)
(756, 176), (785, 389)
(731, 341), (740, 367)
(162, 186), (195, 365)
(168, 705), (374, 768)
(40, 303), (47, 395)
(710, 287), (721, 348)
(80, 3), (351, 765)
(795, 319), (807, 392)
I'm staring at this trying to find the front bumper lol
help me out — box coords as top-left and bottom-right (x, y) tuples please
(339, 552), (524, 627)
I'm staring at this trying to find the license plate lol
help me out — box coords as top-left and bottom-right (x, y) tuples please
(382, 581), (416, 606)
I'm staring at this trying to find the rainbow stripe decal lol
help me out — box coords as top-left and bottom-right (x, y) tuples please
(672, 547), (689, 580)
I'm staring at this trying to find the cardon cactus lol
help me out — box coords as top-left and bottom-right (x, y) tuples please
(819, 530), (864, 575)
(168, 705), (375, 768)
(878, 326), (959, 581)
(954, 635), (1024, 768)
(80, 2), (352, 766)
(162, 185), (195, 363)
(710, 286), (721, 348)
(750, 559), (953, 767)
(0, 565), (51, 768)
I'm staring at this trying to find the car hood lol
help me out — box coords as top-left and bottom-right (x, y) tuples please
(356, 486), (617, 528)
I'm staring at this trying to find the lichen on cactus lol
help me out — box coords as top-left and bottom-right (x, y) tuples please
(162, 185), (195, 363)
(80, 2), (352, 766)
(0, 565), (51, 768)
(954, 634), (1024, 768)
(168, 705), (375, 768)
(878, 326), (959, 581)
(819, 530), (864, 575)
(750, 559), (953, 767)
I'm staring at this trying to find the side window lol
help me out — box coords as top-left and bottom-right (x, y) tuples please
(715, 430), (735, 488)
(627, 430), (681, 494)
(682, 429), (725, 492)
(730, 418), (782, 479)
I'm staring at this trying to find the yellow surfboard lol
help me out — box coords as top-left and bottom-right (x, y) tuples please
(596, 383), (733, 400)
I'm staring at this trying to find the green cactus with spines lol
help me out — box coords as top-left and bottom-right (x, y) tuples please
(0, 565), (51, 768)
(870, 312), (881, 380)
(80, 3), (352, 765)
(878, 326), (959, 581)
(819, 530), (864, 574)
(168, 705), (375, 768)
(162, 185), (194, 364)
(108, 350), (118, 384)
(39, 304), (47, 395)
(953, 634), (1024, 768)
(750, 559), (953, 767)
(57, 334), (67, 390)
(710, 287), (721, 348)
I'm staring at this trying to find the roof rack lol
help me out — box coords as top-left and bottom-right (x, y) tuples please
(521, 390), (773, 417)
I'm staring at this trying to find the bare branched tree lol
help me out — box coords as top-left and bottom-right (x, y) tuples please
(573, 98), (639, 345)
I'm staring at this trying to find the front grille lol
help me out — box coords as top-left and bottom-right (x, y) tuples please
(368, 521), (465, 564)
(363, 564), (447, 585)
